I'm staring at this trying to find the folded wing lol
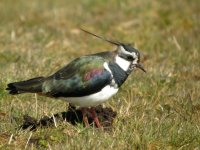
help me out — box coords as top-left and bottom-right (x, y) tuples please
(42, 56), (112, 97)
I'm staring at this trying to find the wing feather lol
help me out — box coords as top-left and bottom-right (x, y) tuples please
(42, 55), (112, 97)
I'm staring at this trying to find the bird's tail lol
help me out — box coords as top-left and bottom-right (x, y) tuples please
(6, 77), (45, 95)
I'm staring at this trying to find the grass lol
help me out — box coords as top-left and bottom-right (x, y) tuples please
(0, 0), (200, 149)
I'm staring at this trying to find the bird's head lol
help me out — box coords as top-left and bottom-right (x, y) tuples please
(116, 43), (146, 72)
(80, 28), (146, 73)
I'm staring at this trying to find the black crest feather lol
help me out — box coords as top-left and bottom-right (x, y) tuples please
(80, 28), (121, 46)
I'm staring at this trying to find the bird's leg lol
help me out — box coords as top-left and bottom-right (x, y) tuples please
(81, 108), (89, 127)
(90, 107), (102, 129)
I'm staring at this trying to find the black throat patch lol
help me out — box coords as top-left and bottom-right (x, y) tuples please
(108, 62), (129, 87)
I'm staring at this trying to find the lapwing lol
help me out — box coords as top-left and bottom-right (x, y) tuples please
(6, 29), (146, 128)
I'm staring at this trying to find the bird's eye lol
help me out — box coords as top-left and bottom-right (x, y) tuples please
(127, 55), (134, 60)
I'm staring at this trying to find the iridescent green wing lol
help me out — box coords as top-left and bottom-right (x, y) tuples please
(42, 55), (112, 97)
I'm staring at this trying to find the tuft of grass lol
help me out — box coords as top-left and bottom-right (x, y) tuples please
(0, 0), (200, 149)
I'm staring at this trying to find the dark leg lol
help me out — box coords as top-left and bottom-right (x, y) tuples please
(90, 107), (102, 129)
(81, 108), (89, 127)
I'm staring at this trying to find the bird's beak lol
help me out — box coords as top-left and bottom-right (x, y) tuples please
(135, 64), (146, 73)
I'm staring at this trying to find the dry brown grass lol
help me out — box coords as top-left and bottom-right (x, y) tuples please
(0, 0), (200, 149)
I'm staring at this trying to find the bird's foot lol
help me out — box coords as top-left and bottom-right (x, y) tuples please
(81, 108), (90, 127)
(90, 107), (103, 130)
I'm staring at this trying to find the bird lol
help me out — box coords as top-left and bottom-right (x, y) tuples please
(6, 29), (146, 128)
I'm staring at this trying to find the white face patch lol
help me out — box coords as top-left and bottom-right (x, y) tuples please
(132, 57), (138, 65)
(118, 46), (138, 60)
(118, 46), (132, 56)
(115, 55), (131, 71)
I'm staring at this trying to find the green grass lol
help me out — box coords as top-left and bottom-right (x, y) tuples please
(0, 0), (200, 149)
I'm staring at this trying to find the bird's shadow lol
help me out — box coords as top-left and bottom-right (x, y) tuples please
(20, 105), (117, 131)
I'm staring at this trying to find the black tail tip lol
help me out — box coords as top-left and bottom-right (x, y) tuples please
(6, 83), (19, 95)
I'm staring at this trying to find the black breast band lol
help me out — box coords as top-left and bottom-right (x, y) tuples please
(108, 62), (129, 87)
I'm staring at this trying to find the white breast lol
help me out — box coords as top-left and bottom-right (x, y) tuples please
(61, 85), (118, 107)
